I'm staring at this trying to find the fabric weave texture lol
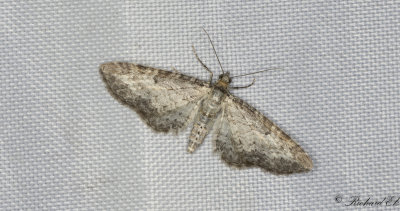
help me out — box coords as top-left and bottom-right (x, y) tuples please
(1, 1), (399, 210)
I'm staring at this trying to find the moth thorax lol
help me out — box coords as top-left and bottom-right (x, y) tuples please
(215, 80), (229, 89)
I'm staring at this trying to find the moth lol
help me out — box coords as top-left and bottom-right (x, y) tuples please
(100, 30), (313, 174)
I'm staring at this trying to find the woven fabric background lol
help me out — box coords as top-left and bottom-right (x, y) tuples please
(1, 1), (399, 210)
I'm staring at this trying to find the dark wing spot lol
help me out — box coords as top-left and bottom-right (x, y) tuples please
(136, 64), (146, 70)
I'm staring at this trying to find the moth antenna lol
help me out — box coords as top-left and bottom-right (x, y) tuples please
(202, 28), (225, 74)
(231, 68), (283, 78)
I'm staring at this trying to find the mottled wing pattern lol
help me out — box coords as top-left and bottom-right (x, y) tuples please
(100, 62), (211, 133)
(214, 94), (313, 174)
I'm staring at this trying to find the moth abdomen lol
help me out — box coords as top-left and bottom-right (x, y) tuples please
(188, 121), (209, 153)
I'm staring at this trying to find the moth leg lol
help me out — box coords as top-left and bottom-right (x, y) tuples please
(231, 78), (256, 89)
(192, 45), (213, 85)
(171, 66), (179, 73)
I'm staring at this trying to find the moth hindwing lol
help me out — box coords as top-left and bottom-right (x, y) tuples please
(100, 62), (313, 174)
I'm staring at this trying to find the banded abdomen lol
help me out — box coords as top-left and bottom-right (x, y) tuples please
(188, 88), (226, 152)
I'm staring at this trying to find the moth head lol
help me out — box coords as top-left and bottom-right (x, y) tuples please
(219, 72), (231, 82)
(216, 72), (231, 89)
